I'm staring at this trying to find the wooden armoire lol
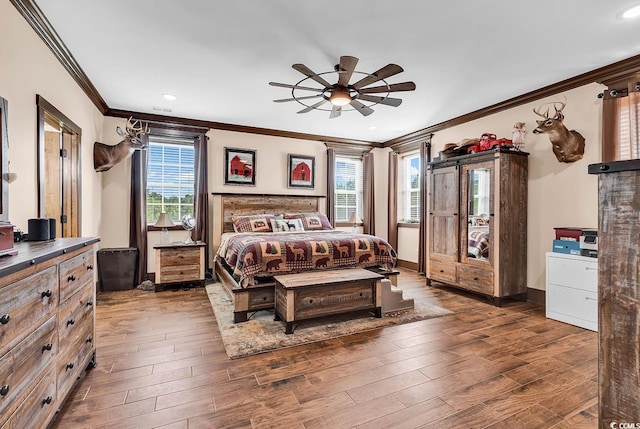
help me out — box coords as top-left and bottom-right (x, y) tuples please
(426, 147), (528, 304)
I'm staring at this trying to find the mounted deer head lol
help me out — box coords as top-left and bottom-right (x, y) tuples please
(93, 117), (149, 172)
(532, 101), (585, 163)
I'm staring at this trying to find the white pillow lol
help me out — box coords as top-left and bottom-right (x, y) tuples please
(270, 218), (305, 232)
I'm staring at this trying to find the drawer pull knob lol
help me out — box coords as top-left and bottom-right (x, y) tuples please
(66, 363), (74, 370)
(473, 277), (479, 281)
(68, 275), (76, 282)
(67, 319), (75, 326)
(0, 385), (9, 396)
(309, 299), (314, 304)
(439, 269), (444, 273)
(0, 314), (9, 324)
(86, 301), (93, 307)
(41, 290), (52, 298)
(87, 264), (94, 270)
(86, 337), (93, 344)
(42, 343), (53, 352)
(42, 396), (52, 406)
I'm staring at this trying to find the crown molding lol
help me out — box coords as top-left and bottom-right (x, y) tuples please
(384, 54), (640, 147)
(10, 0), (109, 114)
(106, 108), (381, 147)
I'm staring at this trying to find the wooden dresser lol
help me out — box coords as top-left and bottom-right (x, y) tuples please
(0, 237), (99, 428)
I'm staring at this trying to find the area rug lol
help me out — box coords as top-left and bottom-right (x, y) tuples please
(206, 282), (453, 359)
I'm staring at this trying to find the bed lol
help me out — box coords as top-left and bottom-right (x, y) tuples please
(212, 194), (398, 322)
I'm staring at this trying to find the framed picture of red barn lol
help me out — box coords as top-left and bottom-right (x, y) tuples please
(225, 147), (256, 186)
(288, 154), (315, 189)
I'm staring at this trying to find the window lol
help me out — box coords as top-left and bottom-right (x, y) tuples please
(146, 137), (195, 224)
(334, 156), (363, 222)
(602, 81), (640, 162)
(401, 153), (420, 223)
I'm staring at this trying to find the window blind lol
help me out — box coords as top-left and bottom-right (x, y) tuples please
(402, 153), (420, 222)
(334, 156), (363, 222)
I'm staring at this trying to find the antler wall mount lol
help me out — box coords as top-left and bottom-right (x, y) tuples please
(269, 55), (416, 119)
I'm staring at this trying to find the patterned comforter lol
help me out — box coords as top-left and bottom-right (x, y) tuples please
(216, 230), (397, 287)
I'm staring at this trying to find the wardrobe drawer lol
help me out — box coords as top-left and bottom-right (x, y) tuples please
(59, 250), (95, 303)
(459, 267), (494, 296)
(0, 316), (57, 424)
(0, 266), (57, 357)
(428, 260), (456, 284)
(2, 364), (57, 429)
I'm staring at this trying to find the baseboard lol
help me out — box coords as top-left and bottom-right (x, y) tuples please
(527, 288), (545, 306)
(396, 259), (418, 271)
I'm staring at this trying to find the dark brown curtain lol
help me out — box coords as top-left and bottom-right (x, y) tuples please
(129, 134), (149, 285)
(363, 151), (375, 235)
(387, 151), (398, 250)
(193, 133), (209, 270)
(602, 85), (640, 162)
(417, 138), (431, 274)
(326, 147), (336, 226)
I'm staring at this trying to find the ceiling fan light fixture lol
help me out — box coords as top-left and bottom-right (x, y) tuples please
(329, 88), (352, 106)
(622, 4), (640, 18)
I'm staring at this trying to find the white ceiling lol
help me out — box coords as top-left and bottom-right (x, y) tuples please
(34, 0), (640, 143)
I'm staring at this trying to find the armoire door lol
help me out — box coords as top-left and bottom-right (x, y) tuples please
(460, 159), (494, 267)
(428, 165), (459, 264)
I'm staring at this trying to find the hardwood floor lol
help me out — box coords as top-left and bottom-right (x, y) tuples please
(50, 269), (598, 428)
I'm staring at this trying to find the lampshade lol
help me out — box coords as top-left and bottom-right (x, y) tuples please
(154, 212), (174, 228)
(329, 88), (352, 106)
(348, 212), (360, 224)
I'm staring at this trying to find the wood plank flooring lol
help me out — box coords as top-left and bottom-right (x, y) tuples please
(50, 269), (598, 428)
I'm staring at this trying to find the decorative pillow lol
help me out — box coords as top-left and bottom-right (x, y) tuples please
(232, 214), (276, 233)
(284, 212), (333, 230)
(270, 218), (305, 232)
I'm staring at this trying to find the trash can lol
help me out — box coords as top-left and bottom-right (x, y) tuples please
(97, 247), (138, 291)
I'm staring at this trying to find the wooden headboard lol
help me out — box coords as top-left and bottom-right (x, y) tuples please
(214, 193), (325, 235)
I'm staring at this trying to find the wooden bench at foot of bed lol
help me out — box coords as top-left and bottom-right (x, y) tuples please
(274, 268), (384, 334)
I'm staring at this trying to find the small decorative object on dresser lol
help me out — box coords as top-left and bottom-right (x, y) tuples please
(154, 242), (206, 291)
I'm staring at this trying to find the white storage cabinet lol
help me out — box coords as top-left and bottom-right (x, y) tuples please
(545, 252), (598, 331)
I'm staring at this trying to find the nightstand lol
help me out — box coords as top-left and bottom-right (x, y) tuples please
(154, 242), (206, 291)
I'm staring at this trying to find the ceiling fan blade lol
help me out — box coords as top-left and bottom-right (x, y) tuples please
(337, 56), (359, 87)
(359, 81), (416, 94)
(274, 94), (322, 103)
(297, 99), (328, 114)
(329, 105), (342, 119)
(358, 94), (403, 107)
(292, 64), (332, 88)
(269, 82), (324, 92)
(350, 99), (374, 116)
(352, 64), (404, 90)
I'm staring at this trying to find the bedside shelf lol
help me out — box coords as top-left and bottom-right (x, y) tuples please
(153, 242), (206, 291)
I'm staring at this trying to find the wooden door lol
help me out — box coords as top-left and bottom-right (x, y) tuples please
(61, 131), (79, 237)
(44, 130), (61, 234)
(428, 165), (459, 263)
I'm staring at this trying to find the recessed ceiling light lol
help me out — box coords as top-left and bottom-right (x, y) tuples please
(368, 125), (377, 130)
(622, 5), (640, 18)
(162, 93), (177, 101)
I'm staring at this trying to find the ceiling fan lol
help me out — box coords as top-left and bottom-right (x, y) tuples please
(269, 55), (416, 119)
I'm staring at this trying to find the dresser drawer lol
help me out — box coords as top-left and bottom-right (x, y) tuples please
(0, 266), (57, 357)
(158, 264), (202, 283)
(0, 316), (57, 424)
(2, 364), (57, 429)
(159, 247), (201, 265)
(428, 260), (457, 284)
(58, 285), (93, 346)
(59, 250), (95, 303)
(459, 266), (494, 296)
(547, 254), (598, 292)
(56, 337), (89, 401)
(547, 283), (598, 331)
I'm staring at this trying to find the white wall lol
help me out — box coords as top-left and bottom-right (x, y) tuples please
(1, 1), (104, 236)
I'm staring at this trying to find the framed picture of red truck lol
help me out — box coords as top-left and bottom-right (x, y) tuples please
(224, 148), (256, 185)
(288, 154), (315, 189)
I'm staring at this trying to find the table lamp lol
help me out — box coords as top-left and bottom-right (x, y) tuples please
(348, 212), (361, 233)
(154, 212), (173, 244)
